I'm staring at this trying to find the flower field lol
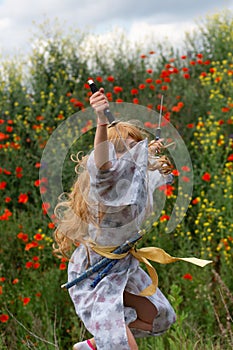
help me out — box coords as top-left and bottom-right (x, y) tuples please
(0, 11), (233, 350)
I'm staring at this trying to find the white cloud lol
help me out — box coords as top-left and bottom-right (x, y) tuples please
(128, 21), (197, 48)
(0, 17), (11, 29)
(0, 0), (232, 56)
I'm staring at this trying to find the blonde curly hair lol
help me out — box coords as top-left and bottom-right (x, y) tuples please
(53, 121), (173, 258)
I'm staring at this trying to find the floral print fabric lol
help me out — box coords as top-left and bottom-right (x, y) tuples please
(68, 139), (176, 349)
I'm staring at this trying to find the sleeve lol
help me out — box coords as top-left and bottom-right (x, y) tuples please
(87, 139), (148, 206)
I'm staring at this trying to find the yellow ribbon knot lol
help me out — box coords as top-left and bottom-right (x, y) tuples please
(91, 243), (212, 296)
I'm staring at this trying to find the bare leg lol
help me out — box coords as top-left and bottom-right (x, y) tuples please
(123, 291), (158, 331)
(126, 325), (138, 350)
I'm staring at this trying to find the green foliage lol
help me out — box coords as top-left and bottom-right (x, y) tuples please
(1, 10), (233, 350)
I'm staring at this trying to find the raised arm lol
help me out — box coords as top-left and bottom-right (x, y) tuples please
(89, 88), (112, 170)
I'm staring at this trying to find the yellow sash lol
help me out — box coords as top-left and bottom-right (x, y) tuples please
(91, 243), (212, 296)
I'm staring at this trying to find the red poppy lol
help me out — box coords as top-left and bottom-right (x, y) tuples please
(161, 85), (168, 91)
(172, 169), (180, 176)
(0, 132), (7, 141)
(139, 84), (146, 90)
(0, 314), (9, 323)
(113, 86), (123, 93)
(157, 105), (166, 112)
(140, 54), (147, 59)
(222, 107), (230, 112)
(16, 172), (23, 179)
(59, 263), (66, 270)
(187, 123), (195, 128)
(200, 72), (207, 77)
(196, 53), (203, 58)
(116, 99), (123, 103)
(164, 112), (171, 121)
(202, 172), (211, 182)
(0, 181), (7, 190)
(25, 261), (34, 268)
(160, 214), (170, 222)
(18, 193), (29, 204)
(160, 70), (170, 78)
(35, 162), (41, 168)
(159, 184), (175, 197)
(227, 154), (233, 161)
(106, 92), (112, 101)
(25, 241), (39, 251)
(192, 198), (200, 205)
(36, 115), (44, 121)
(42, 202), (50, 214)
(171, 106), (179, 112)
(155, 79), (162, 84)
(22, 297), (31, 306)
(178, 102), (184, 108)
(40, 186), (47, 194)
(183, 73), (190, 79)
(33, 262), (40, 269)
(75, 100), (85, 109)
(164, 77), (171, 83)
(0, 277), (6, 282)
(12, 278), (19, 284)
(84, 83), (90, 89)
(3, 169), (11, 175)
(144, 121), (156, 128)
(48, 222), (55, 229)
(34, 233), (43, 241)
(131, 88), (139, 95)
(172, 67), (179, 74)
(145, 78), (153, 84)
(16, 167), (23, 173)
(182, 176), (190, 182)
(6, 126), (13, 132)
(61, 257), (68, 262)
(182, 273), (193, 280)
(0, 208), (12, 220)
(17, 232), (29, 242)
(147, 69), (153, 74)
(181, 166), (191, 172)
(107, 76), (114, 82)
(96, 76), (103, 82)
(181, 55), (187, 59)
(133, 98), (139, 104)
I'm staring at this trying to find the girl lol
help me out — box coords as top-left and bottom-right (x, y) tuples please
(54, 88), (176, 350)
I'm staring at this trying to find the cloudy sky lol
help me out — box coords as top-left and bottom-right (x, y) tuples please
(0, 0), (232, 56)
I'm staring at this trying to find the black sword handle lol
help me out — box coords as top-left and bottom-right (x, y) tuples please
(155, 128), (161, 140)
(87, 79), (116, 124)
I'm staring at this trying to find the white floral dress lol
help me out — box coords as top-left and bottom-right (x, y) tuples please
(68, 139), (176, 350)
